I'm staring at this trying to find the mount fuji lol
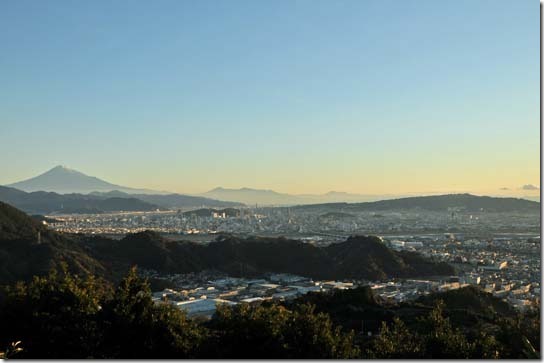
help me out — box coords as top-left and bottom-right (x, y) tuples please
(6, 165), (166, 195)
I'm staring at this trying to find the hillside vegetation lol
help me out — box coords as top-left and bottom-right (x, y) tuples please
(0, 202), (453, 284)
(0, 202), (105, 284)
(85, 232), (454, 280)
(0, 268), (538, 359)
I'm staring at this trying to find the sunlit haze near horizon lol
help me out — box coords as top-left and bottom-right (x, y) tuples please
(0, 0), (539, 197)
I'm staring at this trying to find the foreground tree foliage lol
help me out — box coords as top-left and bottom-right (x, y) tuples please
(203, 302), (360, 358)
(0, 266), (539, 359)
(365, 299), (534, 359)
(367, 317), (424, 358)
(0, 264), (106, 358)
(0, 266), (356, 359)
(97, 267), (205, 358)
(0, 266), (204, 359)
(416, 300), (475, 358)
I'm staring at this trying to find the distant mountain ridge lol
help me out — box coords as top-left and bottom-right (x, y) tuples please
(293, 193), (540, 213)
(7, 166), (538, 206)
(3, 166), (244, 211)
(202, 187), (388, 206)
(0, 186), (160, 214)
(0, 186), (242, 214)
(89, 190), (242, 209)
(6, 165), (167, 195)
(202, 187), (540, 210)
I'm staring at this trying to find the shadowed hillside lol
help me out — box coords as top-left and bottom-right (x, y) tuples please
(0, 202), (105, 284)
(0, 201), (454, 285)
(85, 232), (454, 280)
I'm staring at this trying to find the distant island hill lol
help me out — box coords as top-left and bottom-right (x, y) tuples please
(0, 165), (539, 214)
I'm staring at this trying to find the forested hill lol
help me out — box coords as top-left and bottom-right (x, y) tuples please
(85, 232), (454, 280)
(294, 193), (539, 213)
(0, 201), (105, 284)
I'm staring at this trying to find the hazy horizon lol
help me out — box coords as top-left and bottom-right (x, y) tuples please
(1, 164), (540, 200)
(0, 0), (539, 197)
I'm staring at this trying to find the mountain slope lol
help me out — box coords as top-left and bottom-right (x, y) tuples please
(0, 186), (242, 214)
(6, 165), (165, 194)
(0, 201), (105, 284)
(85, 233), (454, 280)
(0, 186), (160, 214)
(203, 187), (302, 205)
(90, 190), (243, 208)
(294, 193), (539, 213)
(202, 187), (389, 206)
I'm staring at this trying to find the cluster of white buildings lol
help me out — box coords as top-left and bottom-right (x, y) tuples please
(149, 273), (355, 318)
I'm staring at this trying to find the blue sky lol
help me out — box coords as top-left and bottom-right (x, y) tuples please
(0, 0), (539, 195)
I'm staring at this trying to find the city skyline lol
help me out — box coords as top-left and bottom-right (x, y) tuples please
(0, 0), (539, 196)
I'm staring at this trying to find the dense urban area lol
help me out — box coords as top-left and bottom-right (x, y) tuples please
(46, 207), (540, 318)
